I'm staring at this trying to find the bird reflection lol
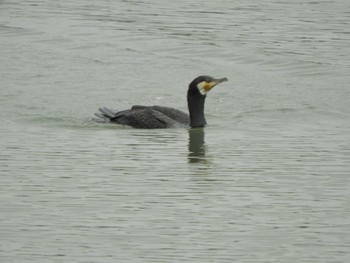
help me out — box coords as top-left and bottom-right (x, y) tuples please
(188, 128), (206, 163)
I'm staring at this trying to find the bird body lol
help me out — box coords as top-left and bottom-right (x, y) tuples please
(96, 105), (189, 129)
(94, 76), (227, 129)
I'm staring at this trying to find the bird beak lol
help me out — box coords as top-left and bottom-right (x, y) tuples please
(213, 77), (228, 85)
(203, 77), (228, 91)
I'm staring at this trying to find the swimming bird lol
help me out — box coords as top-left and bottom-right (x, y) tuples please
(94, 75), (228, 128)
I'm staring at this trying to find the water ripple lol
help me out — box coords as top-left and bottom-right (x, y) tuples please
(1, 0), (350, 262)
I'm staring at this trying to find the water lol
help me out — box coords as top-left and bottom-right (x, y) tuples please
(1, 0), (350, 262)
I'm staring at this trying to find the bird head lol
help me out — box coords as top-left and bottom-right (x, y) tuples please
(189, 75), (228, 96)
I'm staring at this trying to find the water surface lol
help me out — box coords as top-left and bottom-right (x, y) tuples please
(1, 0), (350, 262)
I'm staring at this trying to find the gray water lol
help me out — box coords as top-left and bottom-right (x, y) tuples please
(1, 0), (350, 262)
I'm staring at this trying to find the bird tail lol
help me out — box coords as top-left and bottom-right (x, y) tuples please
(93, 107), (117, 123)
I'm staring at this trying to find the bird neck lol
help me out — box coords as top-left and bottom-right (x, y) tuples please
(187, 93), (207, 128)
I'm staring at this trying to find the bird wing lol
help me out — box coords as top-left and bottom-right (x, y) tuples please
(132, 105), (190, 125)
(95, 107), (179, 128)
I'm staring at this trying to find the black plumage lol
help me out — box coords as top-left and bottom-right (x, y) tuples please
(94, 75), (227, 129)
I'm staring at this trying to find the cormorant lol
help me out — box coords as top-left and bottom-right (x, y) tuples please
(94, 75), (228, 128)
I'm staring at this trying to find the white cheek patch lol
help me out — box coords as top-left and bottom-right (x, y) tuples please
(197, 82), (208, 95)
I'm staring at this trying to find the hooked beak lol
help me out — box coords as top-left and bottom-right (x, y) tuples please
(203, 77), (228, 92)
(213, 77), (228, 85)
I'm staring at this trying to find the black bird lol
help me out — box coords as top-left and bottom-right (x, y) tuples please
(94, 75), (228, 128)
